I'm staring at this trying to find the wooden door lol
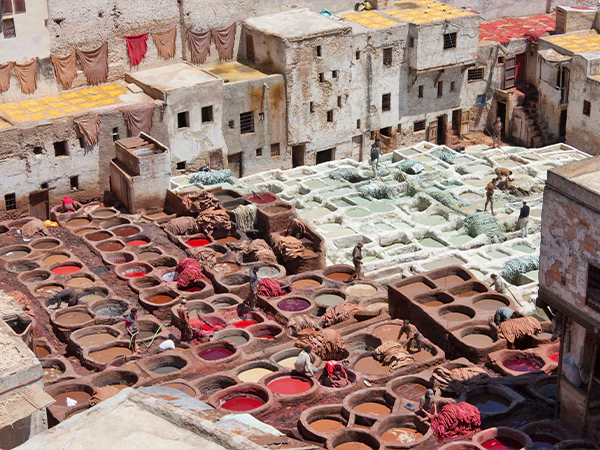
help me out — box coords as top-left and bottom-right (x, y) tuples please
(29, 190), (49, 220)
(461, 110), (470, 136)
(515, 53), (526, 85)
(352, 135), (363, 161)
(427, 121), (438, 144)
(504, 57), (516, 89)
(210, 151), (224, 170)
(227, 153), (242, 178)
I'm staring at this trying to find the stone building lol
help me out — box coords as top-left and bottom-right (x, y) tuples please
(538, 156), (600, 439)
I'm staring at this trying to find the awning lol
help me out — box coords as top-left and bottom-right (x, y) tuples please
(0, 384), (55, 428)
(539, 48), (571, 63)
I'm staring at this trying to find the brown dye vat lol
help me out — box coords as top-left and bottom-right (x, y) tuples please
(1, 250), (29, 260)
(55, 311), (93, 325)
(97, 242), (125, 252)
(292, 279), (321, 289)
(474, 298), (507, 311)
(43, 254), (70, 265)
(335, 442), (373, 450)
(217, 236), (239, 244)
(326, 272), (353, 282)
(66, 218), (91, 228)
(93, 209), (116, 218)
(347, 284), (377, 296)
(139, 330), (156, 339)
(43, 367), (64, 381)
(147, 212), (167, 219)
(399, 282), (432, 297)
(32, 241), (59, 250)
(89, 347), (133, 363)
(36, 346), (50, 358)
(86, 231), (112, 242)
(138, 251), (161, 261)
(354, 356), (389, 375)
(353, 402), (391, 416)
(310, 419), (345, 434)
(113, 227), (139, 237)
(148, 294), (175, 305)
(163, 382), (194, 396)
(213, 263), (240, 274)
(434, 275), (466, 289)
(54, 391), (91, 406)
(79, 294), (104, 304)
(456, 290), (480, 298)
(372, 324), (402, 341)
(75, 228), (97, 236)
(463, 334), (495, 347)
(65, 277), (94, 288)
(35, 285), (63, 295)
(441, 312), (471, 322)
(381, 427), (424, 444)
(411, 349), (433, 363)
(78, 333), (117, 347)
(423, 300), (443, 307)
(394, 383), (427, 402)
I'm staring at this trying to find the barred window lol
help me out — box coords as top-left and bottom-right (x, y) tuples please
(583, 100), (591, 117)
(443, 32), (457, 50)
(586, 263), (600, 313)
(383, 47), (393, 66)
(240, 111), (254, 134)
(271, 143), (280, 157)
(414, 120), (426, 132)
(468, 68), (485, 81)
(4, 193), (16, 210)
(382, 93), (391, 112)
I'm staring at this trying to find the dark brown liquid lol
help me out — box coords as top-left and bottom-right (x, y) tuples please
(326, 272), (353, 282)
(54, 391), (91, 406)
(353, 402), (391, 416)
(55, 311), (93, 325)
(33, 241), (59, 250)
(97, 242), (125, 252)
(372, 324), (402, 341)
(36, 346), (50, 358)
(113, 227), (138, 237)
(89, 347), (132, 363)
(394, 383), (427, 401)
(86, 232), (112, 242)
(334, 442), (372, 450)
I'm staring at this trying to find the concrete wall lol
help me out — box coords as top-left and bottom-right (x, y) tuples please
(0, 0), (50, 64)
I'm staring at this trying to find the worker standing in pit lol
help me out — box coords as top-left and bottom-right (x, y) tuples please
(370, 139), (382, 179)
(484, 180), (496, 216)
(398, 319), (422, 353)
(349, 242), (364, 282)
(490, 274), (508, 294)
(517, 200), (530, 238)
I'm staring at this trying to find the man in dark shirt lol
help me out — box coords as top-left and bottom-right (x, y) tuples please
(349, 242), (364, 281)
(518, 200), (530, 238)
(125, 307), (140, 352)
(370, 139), (382, 179)
(53, 288), (78, 309)
(244, 266), (260, 310)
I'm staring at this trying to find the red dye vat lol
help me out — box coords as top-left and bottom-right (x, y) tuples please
(503, 358), (542, 373)
(115, 261), (126, 265)
(529, 434), (559, 448)
(126, 240), (149, 247)
(482, 438), (523, 450)
(255, 334), (275, 339)
(182, 286), (203, 292)
(549, 352), (559, 362)
(199, 347), (234, 361)
(124, 271), (147, 278)
(267, 376), (312, 395)
(187, 238), (210, 247)
(220, 395), (264, 411)
(248, 193), (275, 204)
(233, 320), (257, 328)
(52, 265), (80, 275)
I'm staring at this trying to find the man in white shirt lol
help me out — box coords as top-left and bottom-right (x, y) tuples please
(294, 345), (317, 377)
(490, 273), (508, 294)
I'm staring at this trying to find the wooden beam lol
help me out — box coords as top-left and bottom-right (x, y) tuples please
(583, 339), (598, 436)
(555, 314), (566, 419)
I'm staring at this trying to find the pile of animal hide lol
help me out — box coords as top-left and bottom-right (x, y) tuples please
(431, 366), (489, 394)
(287, 315), (320, 337)
(196, 208), (231, 238)
(181, 190), (219, 215)
(271, 235), (305, 261)
(295, 328), (347, 360)
(498, 316), (542, 344)
(373, 341), (414, 371)
(319, 303), (364, 328)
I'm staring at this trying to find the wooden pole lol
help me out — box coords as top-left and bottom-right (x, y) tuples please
(554, 314), (567, 419)
(583, 339), (598, 436)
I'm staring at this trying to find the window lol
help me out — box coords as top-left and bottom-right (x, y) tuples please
(176, 161), (186, 170)
(337, 96), (342, 108)
(443, 32), (457, 50)
(468, 67), (485, 81)
(319, 72), (325, 82)
(450, 81), (455, 92)
(332, 70), (338, 79)
(246, 34), (255, 63)
(2, 0), (25, 15)
(271, 143), (280, 157)
(397, 124), (402, 133)
(309, 102), (314, 114)
(437, 81), (443, 98)
(228, 120), (234, 129)
(201, 106), (213, 123)
(33, 146), (43, 155)
(256, 148), (263, 157)
(112, 127), (120, 141)
(240, 111), (254, 134)
(54, 141), (67, 157)
(498, 56), (505, 64)
(327, 110), (333, 122)
(356, 51), (361, 60)
(2, 18), (15, 38)
(316, 45), (322, 57)
(4, 193), (16, 210)
(382, 93), (391, 112)
(383, 47), (393, 66)
(380, 126), (391, 137)
(177, 111), (189, 129)
(414, 120), (426, 132)
(583, 100), (591, 117)
(418, 85), (423, 98)
(409, 37), (415, 48)
(70, 176), (79, 190)
(258, 112), (264, 122)
(78, 137), (86, 148)
(586, 263), (600, 313)
(357, 119), (361, 129)
(40, 182), (49, 189)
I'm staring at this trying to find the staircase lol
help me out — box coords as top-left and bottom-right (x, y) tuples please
(515, 92), (545, 147)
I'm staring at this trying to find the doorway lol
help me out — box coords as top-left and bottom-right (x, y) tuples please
(210, 150), (224, 170)
(292, 145), (305, 168)
(29, 190), (49, 220)
(452, 109), (461, 136)
(316, 148), (334, 165)
(352, 135), (363, 161)
(559, 110), (567, 137)
(496, 101), (507, 136)
(227, 153), (242, 178)
(436, 115), (446, 145)
(515, 53), (526, 85)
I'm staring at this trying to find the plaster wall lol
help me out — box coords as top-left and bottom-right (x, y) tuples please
(0, 0), (50, 63)
(537, 58), (568, 140)
(221, 75), (289, 176)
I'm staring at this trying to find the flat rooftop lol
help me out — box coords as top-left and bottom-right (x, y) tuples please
(0, 82), (133, 126)
(479, 13), (555, 44)
(245, 9), (350, 40)
(544, 29), (600, 54)
(549, 154), (600, 198)
(206, 61), (271, 83)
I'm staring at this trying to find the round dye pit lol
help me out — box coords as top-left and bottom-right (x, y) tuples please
(32, 240), (60, 250)
(334, 443), (373, 450)
(152, 366), (181, 375)
(462, 333), (495, 347)
(217, 333), (248, 346)
(487, 250), (507, 259)
(79, 294), (105, 304)
(238, 368), (275, 383)
(372, 324), (402, 341)
(503, 357), (542, 373)
(354, 356), (389, 375)
(467, 393), (510, 414)
(43, 254), (70, 265)
(65, 277), (94, 288)
(75, 228), (97, 236)
(52, 265), (81, 275)
(423, 300), (443, 307)
(97, 242), (125, 252)
(257, 266), (281, 279)
(310, 419), (345, 435)
(248, 193), (276, 204)
(220, 395), (265, 411)
(1, 249), (30, 260)
(292, 278), (321, 289)
(65, 218), (91, 228)
(529, 434), (560, 448)
(199, 347), (235, 361)
(54, 311), (93, 326)
(347, 284), (377, 296)
(413, 215), (447, 226)
(217, 236), (239, 244)
(43, 367), (64, 381)
(147, 294), (176, 305)
(92, 209), (117, 218)
(482, 438), (523, 449)
(138, 251), (162, 261)
(353, 401), (391, 416)
(474, 298), (508, 311)
(233, 319), (258, 328)
(123, 268), (148, 278)
(381, 427), (424, 444)
(112, 227), (139, 237)
(268, 376), (312, 395)
(346, 209), (370, 218)
(278, 298), (310, 312)
(35, 284), (63, 296)
(126, 239), (150, 247)
(77, 333), (117, 347)
(53, 391), (91, 407)
(213, 263), (239, 274)
(89, 347), (133, 363)
(186, 238), (210, 247)
(434, 274), (467, 289)
(315, 294), (344, 307)
(420, 238), (445, 248)
(398, 282), (432, 297)
(440, 311), (471, 322)
(277, 356), (297, 369)
(326, 272), (353, 282)
(394, 383), (428, 402)
(36, 346), (50, 358)
(86, 231), (112, 242)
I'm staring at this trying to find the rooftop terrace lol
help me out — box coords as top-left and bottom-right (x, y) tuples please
(479, 14), (555, 44)
(544, 29), (600, 54)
